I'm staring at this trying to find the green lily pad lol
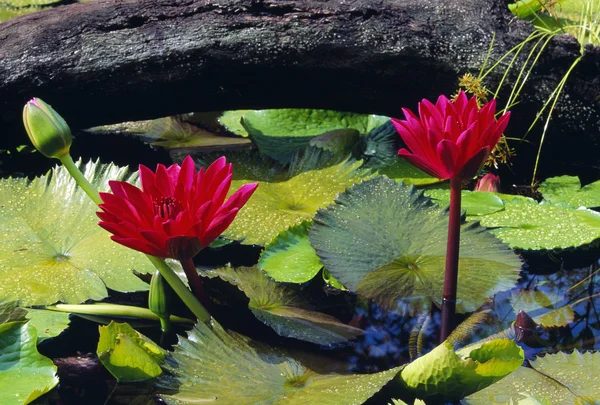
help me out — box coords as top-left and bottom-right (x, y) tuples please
(477, 199), (600, 250)
(0, 321), (59, 405)
(158, 319), (399, 404)
(397, 339), (524, 403)
(224, 157), (370, 245)
(259, 222), (324, 283)
(509, 290), (574, 328)
(210, 265), (363, 345)
(539, 176), (600, 208)
(377, 158), (440, 186)
(463, 350), (600, 404)
(359, 121), (401, 169)
(0, 300), (28, 324)
(218, 110), (252, 137)
(242, 109), (389, 162)
(26, 309), (70, 342)
(97, 321), (166, 382)
(309, 129), (361, 155)
(0, 159), (152, 305)
(310, 176), (521, 314)
(426, 189), (506, 216)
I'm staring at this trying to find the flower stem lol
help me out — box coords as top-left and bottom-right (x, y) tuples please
(440, 177), (462, 342)
(180, 258), (210, 309)
(44, 303), (194, 324)
(58, 154), (103, 205)
(147, 255), (211, 322)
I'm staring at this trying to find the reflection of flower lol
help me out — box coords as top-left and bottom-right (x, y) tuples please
(475, 173), (501, 193)
(98, 156), (258, 260)
(392, 91), (510, 181)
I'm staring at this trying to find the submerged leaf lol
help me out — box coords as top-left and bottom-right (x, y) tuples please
(158, 319), (399, 404)
(463, 350), (600, 404)
(259, 222), (323, 283)
(0, 159), (152, 305)
(0, 322), (59, 405)
(539, 175), (600, 208)
(310, 176), (521, 314)
(397, 339), (523, 402)
(211, 265), (362, 345)
(97, 321), (166, 382)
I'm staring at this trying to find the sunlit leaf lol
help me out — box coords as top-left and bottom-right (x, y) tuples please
(539, 175), (600, 208)
(396, 339), (523, 403)
(210, 265), (362, 345)
(477, 199), (600, 250)
(158, 319), (399, 404)
(26, 309), (70, 342)
(224, 158), (371, 245)
(463, 350), (600, 404)
(377, 158), (440, 186)
(0, 322), (58, 405)
(426, 189), (505, 216)
(0, 159), (152, 305)
(509, 290), (574, 328)
(310, 176), (521, 314)
(218, 110), (252, 137)
(97, 321), (166, 382)
(259, 222), (323, 283)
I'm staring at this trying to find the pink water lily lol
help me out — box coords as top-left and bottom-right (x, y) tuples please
(392, 91), (510, 181)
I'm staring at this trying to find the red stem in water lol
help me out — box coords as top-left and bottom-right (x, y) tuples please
(440, 177), (462, 342)
(180, 258), (210, 309)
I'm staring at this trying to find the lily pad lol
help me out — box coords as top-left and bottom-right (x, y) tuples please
(0, 321), (59, 405)
(26, 309), (70, 342)
(97, 321), (166, 382)
(259, 222), (324, 283)
(210, 265), (363, 345)
(509, 290), (574, 328)
(0, 159), (152, 305)
(224, 158), (370, 245)
(463, 350), (600, 404)
(397, 339), (524, 403)
(218, 110), (252, 137)
(426, 189), (506, 216)
(377, 158), (440, 186)
(0, 300), (28, 324)
(158, 319), (399, 404)
(242, 109), (389, 162)
(539, 175), (600, 208)
(359, 121), (401, 169)
(310, 176), (521, 314)
(477, 199), (600, 250)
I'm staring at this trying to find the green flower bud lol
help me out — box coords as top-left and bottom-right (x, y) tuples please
(23, 98), (72, 159)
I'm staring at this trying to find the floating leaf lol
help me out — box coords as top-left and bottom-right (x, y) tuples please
(242, 109), (388, 162)
(310, 176), (521, 314)
(224, 158), (370, 245)
(426, 189), (505, 216)
(211, 265), (362, 345)
(539, 175), (600, 208)
(0, 159), (152, 305)
(218, 110), (252, 137)
(0, 322), (59, 405)
(259, 222), (323, 283)
(26, 309), (70, 342)
(158, 319), (399, 404)
(97, 321), (166, 382)
(377, 158), (440, 186)
(509, 290), (574, 328)
(0, 300), (28, 324)
(463, 350), (600, 404)
(477, 199), (600, 250)
(360, 121), (401, 169)
(309, 129), (361, 155)
(397, 339), (524, 403)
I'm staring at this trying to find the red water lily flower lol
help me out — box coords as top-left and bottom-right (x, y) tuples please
(391, 91), (510, 181)
(98, 156), (258, 260)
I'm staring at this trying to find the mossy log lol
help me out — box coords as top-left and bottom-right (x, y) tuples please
(0, 0), (598, 178)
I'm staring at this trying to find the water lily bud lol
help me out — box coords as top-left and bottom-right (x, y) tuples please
(475, 173), (501, 192)
(23, 98), (72, 159)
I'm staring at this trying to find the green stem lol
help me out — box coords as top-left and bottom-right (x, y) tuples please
(147, 255), (211, 322)
(440, 177), (462, 342)
(159, 317), (172, 333)
(44, 303), (194, 324)
(58, 154), (102, 205)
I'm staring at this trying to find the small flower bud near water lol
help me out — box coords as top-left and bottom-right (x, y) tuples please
(23, 98), (72, 159)
(475, 173), (501, 192)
